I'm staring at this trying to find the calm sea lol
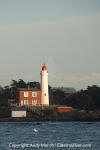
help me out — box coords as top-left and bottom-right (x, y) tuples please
(0, 122), (100, 150)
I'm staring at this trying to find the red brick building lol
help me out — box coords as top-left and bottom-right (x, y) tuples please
(16, 87), (41, 106)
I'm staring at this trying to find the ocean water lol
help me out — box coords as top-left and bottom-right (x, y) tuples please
(0, 122), (100, 150)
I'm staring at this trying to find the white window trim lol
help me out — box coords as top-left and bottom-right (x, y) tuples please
(24, 92), (29, 97)
(32, 100), (37, 105)
(24, 100), (29, 105)
(32, 92), (37, 97)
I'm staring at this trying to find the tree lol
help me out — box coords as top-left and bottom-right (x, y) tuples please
(27, 81), (40, 89)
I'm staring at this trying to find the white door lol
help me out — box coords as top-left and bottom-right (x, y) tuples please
(21, 100), (23, 106)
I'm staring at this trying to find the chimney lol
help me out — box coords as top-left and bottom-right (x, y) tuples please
(28, 84), (30, 90)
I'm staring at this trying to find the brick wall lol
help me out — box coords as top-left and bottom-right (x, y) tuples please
(18, 90), (41, 106)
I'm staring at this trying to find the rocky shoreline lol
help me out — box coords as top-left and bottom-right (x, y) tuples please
(0, 110), (100, 122)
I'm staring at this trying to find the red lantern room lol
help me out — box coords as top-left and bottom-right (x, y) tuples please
(42, 65), (47, 71)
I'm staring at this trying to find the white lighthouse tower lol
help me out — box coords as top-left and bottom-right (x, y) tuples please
(41, 64), (49, 105)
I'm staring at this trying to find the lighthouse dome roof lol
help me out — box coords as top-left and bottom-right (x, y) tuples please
(42, 65), (47, 71)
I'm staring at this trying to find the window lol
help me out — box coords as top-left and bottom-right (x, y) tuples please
(32, 92), (37, 97)
(32, 100), (37, 105)
(24, 100), (29, 105)
(44, 93), (46, 96)
(24, 92), (29, 97)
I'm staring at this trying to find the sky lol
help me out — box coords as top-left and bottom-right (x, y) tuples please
(0, 0), (100, 90)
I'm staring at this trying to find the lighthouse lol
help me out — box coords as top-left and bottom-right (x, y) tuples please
(41, 64), (49, 105)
